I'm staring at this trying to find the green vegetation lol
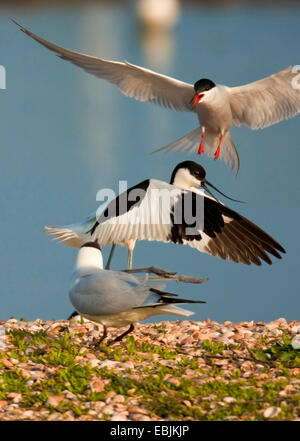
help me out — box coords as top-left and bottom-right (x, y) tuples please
(0, 326), (299, 420)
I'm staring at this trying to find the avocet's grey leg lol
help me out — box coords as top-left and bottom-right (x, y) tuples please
(127, 248), (133, 270)
(105, 244), (116, 270)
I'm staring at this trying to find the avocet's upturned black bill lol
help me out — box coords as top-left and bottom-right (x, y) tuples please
(69, 241), (205, 344)
(13, 20), (300, 174)
(45, 161), (285, 269)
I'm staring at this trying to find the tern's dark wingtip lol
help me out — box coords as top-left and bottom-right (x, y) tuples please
(11, 18), (24, 30)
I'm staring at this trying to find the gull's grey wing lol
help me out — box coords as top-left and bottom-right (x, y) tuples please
(228, 66), (300, 129)
(13, 20), (195, 112)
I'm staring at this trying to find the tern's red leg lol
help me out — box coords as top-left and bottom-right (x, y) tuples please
(198, 130), (205, 154)
(214, 134), (223, 160)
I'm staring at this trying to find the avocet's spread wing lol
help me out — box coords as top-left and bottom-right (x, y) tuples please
(228, 66), (300, 129)
(181, 196), (285, 266)
(13, 20), (195, 112)
(90, 178), (180, 246)
(90, 180), (285, 265)
(45, 212), (97, 247)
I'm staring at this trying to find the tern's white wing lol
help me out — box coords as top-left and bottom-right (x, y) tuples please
(14, 20), (195, 112)
(228, 66), (300, 129)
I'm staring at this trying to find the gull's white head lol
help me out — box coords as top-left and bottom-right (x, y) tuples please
(75, 241), (103, 272)
(192, 78), (216, 107)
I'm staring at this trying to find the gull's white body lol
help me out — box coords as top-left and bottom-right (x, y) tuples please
(14, 20), (300, 173)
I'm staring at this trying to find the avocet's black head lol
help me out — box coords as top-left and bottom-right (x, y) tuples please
(170, 161), (245, 203)
(192, 79), (216, 108)
(170, 161), (206, 188)
(194, 78), (216, 93)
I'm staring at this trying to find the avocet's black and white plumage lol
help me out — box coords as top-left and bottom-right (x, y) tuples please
(13, 20), (300, 174)
(70, 241), (204, 343)
(46, 161), (285, 269)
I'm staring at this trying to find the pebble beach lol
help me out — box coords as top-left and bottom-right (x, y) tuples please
(0, 318), (299, 421)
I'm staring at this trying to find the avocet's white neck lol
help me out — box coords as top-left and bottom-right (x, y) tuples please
(173, 168), (201, 190)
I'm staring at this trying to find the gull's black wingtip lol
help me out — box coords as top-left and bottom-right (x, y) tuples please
(68, 310), (78, 320)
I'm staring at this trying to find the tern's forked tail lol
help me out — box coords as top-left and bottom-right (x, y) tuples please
(151, 127), (240, 176)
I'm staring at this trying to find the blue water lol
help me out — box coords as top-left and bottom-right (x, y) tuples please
(0, 3), (299, 323)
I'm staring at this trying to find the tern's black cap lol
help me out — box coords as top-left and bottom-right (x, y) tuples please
(194, 78), (216, 93)
(80, 241), (101, 250)
(170, 161), (206, 184)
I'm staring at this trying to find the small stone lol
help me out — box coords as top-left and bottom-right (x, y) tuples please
(165, 377), (180, 387)
(183, 400), (191, 407)
(101, 405), (114, 415)
(291, 335), (300, 350)
(86, 352), (97, 359)
(113, 395), (125, 403)
(98, 360), (119, 369)
(264, 407), (281, 418)
(90, 378), (105, 393)
(7, 392), (20, 399)
(104, 389), (115, 396)
(46, 396), (64, 407)
(12, 394), (22, 404)
(2, 359), (13, 368)
(128, 406), (149, 415)
(291, 325), (300, 334)
(265, 322), (278, 331)
(89, 359), (100, 368)
(22, 410), (34, 419)
(0, 401), (8, 407)
(110, 413), (128, 421)
(223, 397), (236, 404)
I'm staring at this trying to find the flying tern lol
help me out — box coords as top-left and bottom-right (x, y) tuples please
(13, 20), (300, 174)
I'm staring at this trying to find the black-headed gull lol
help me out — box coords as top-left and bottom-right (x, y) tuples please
(69, 241), (205, 343)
